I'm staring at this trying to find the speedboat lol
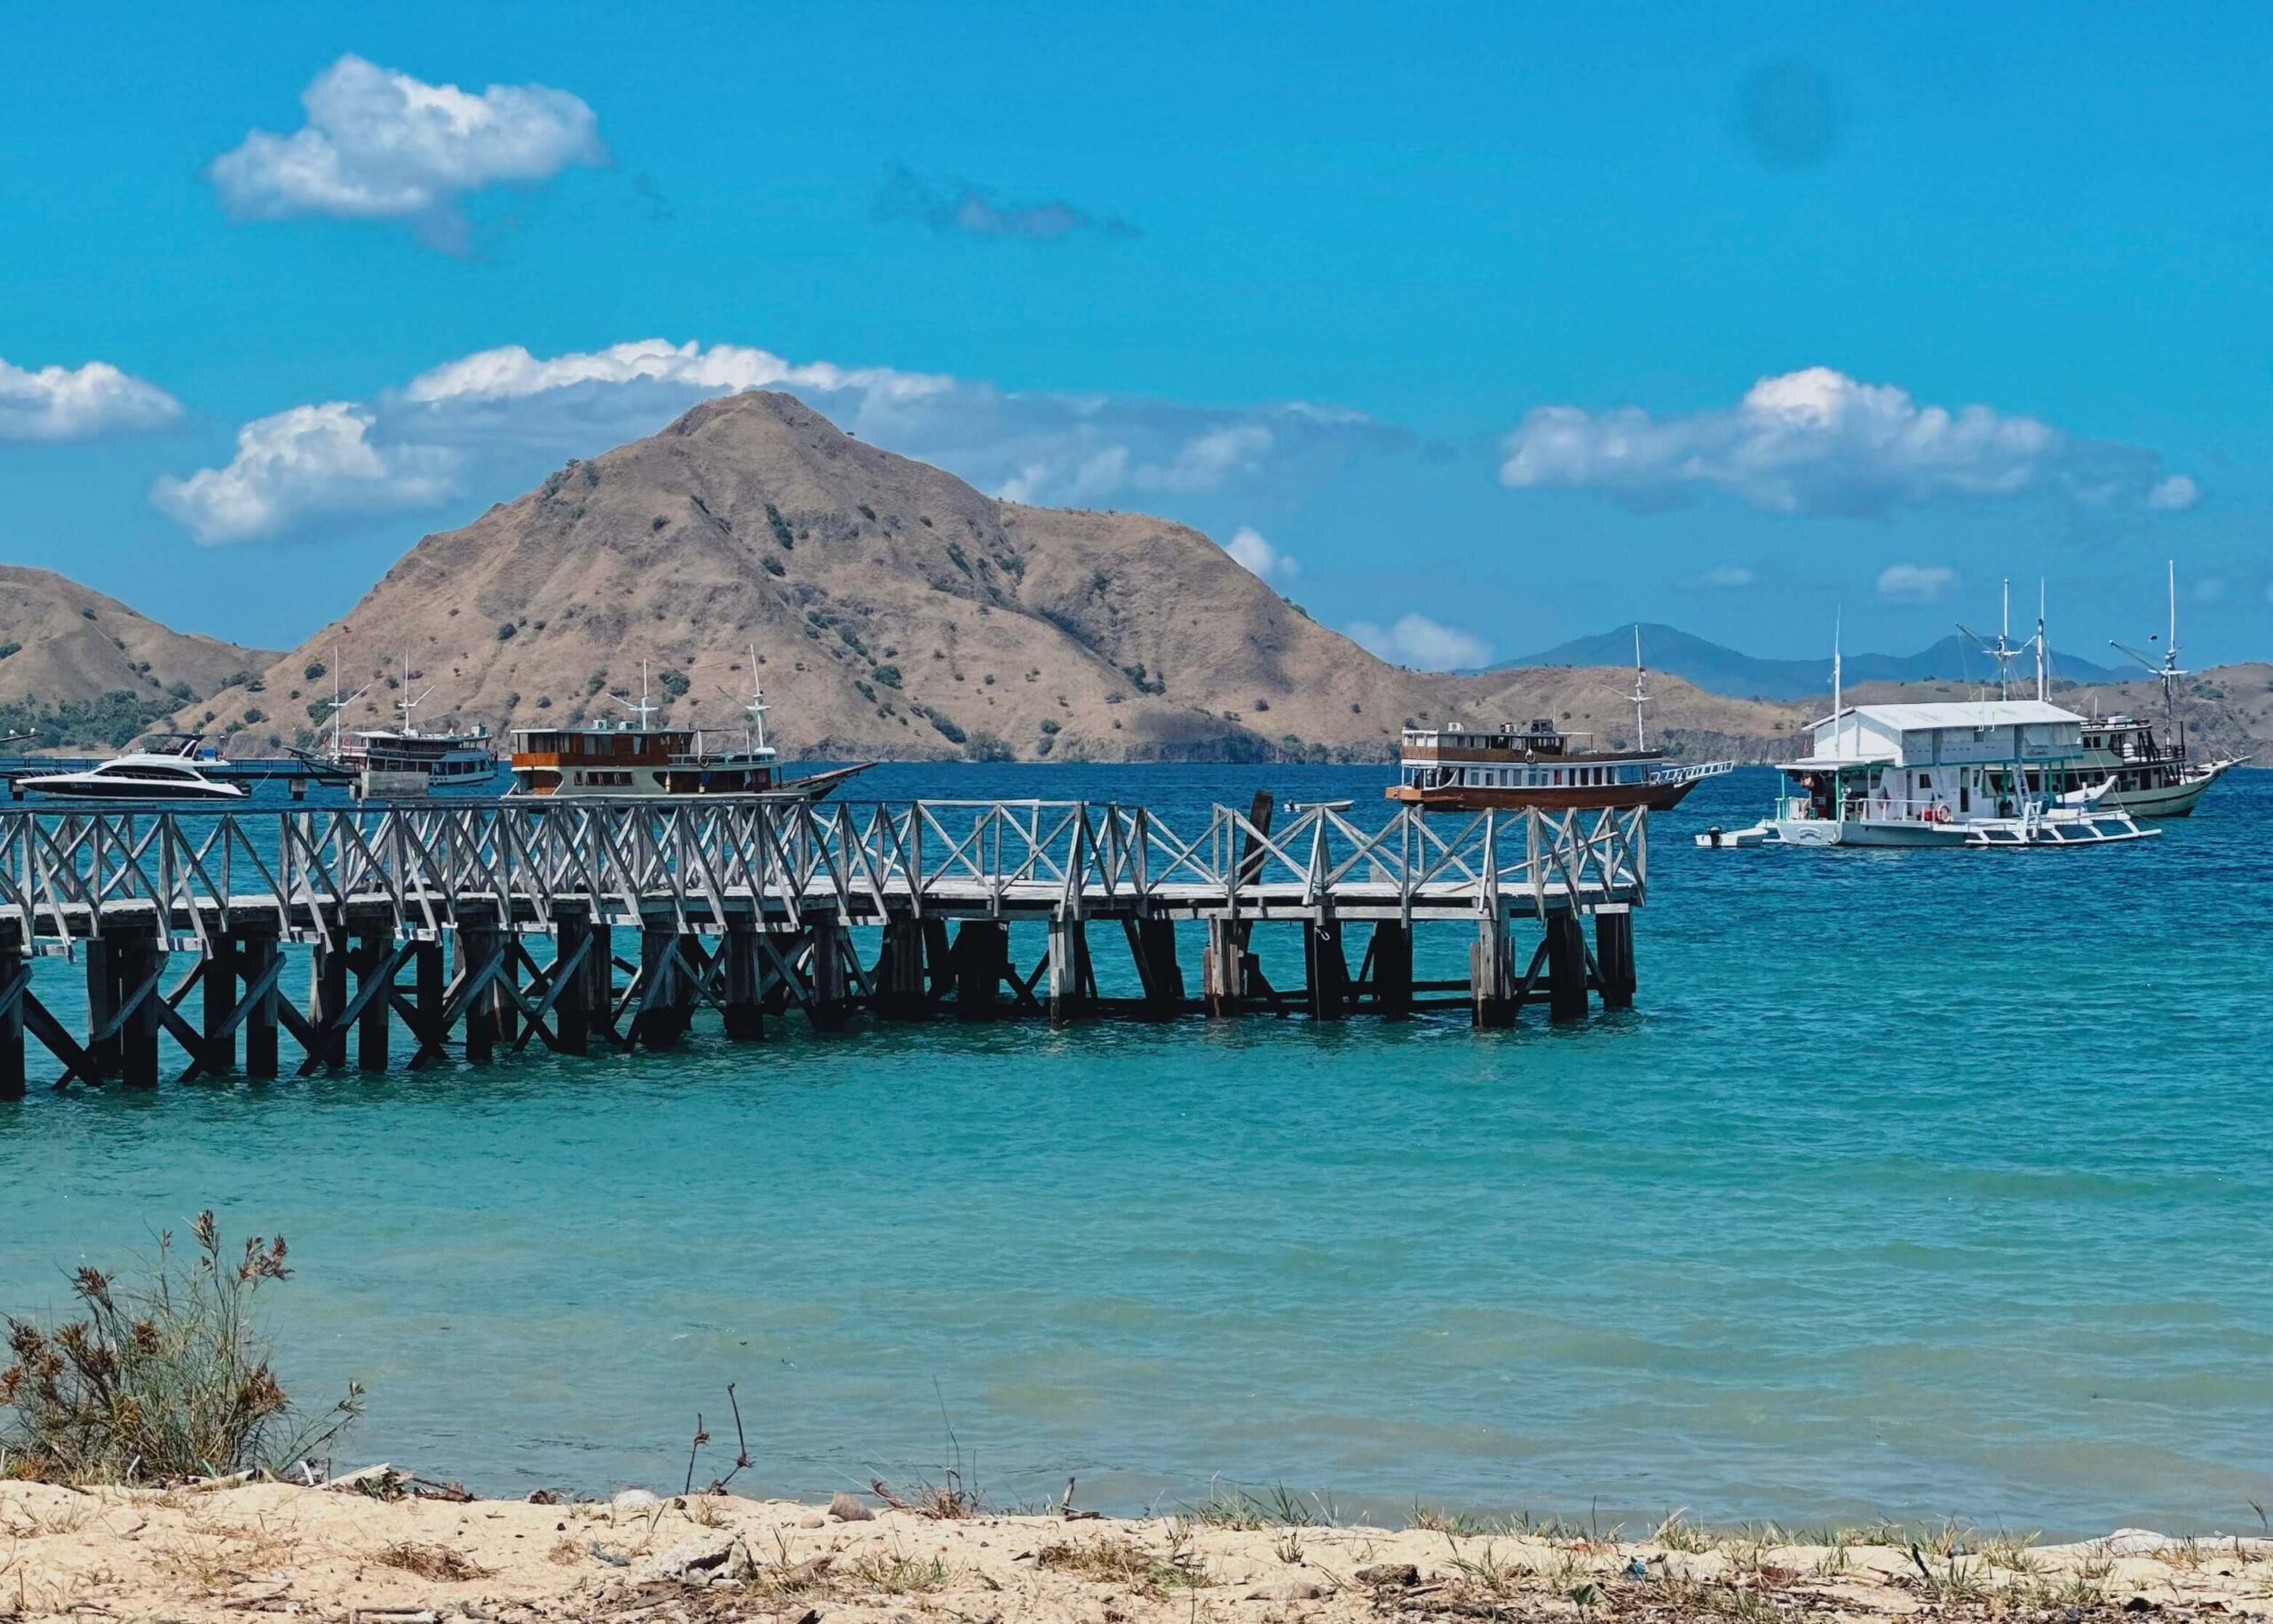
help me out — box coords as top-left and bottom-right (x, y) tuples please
(18, 748), (247, 801)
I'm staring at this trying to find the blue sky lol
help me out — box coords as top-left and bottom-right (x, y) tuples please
(5, 3), (2269, 669)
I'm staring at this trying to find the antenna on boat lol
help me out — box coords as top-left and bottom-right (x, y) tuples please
(606, 661), (659, 731)
(1628, 623), (1649, 751)
(2111, 558), (2186, 738)
(1958, 579), (2021, 700)
(1832, 606), (1845, 755)
(714, 646), (774, 755)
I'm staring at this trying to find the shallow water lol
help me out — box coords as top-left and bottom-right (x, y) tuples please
(4, 764), (2269, 1534)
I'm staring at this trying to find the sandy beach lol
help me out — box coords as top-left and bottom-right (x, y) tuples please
(1, 1477), (2266, 1623)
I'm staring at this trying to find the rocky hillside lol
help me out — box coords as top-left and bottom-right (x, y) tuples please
(183, 390), (1799, 761)
(0, 566), (276, 749)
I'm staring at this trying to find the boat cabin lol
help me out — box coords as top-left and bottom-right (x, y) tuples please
(1782, 700), (2084, 822)
(508, 722), (780, 796)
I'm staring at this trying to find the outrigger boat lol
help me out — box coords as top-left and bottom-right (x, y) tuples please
(1699, 624), (2154, 850)
(1389, 627), (1733, 812)
(506, 655), (868, 800)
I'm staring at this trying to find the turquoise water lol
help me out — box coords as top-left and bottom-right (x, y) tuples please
(4, 764), (2269, 1534)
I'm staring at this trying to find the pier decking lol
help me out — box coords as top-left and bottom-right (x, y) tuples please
(0, 796), (1647, 1092)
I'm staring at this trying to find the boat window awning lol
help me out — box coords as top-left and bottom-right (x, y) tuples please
(1780, 753), (1897, 770)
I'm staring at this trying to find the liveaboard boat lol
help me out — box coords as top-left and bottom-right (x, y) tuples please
(1699, 697), (2153, 849)
(506, 659), (867, 800)
(2053, 714), (2234, 819)
(305, 654), (501, 796)
(1388, 627), (1732, 812)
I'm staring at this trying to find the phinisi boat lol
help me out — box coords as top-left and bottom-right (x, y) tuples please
(506, 657), (868, 800)
(305, 654), (501, 796)
(1388, 627), (1732, 812)
(2071, 562), (2240, 816)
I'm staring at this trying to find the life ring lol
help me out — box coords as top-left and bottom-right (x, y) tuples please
(1931, 804), (1952, 825)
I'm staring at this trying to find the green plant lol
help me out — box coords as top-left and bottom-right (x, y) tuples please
(302, 661), (326, 682)
(0, 642), (20, 661)
(496, 622), (518, 642)
(872, 664), (902, 689)
(657, 670), (690, 699)
(765, 503), (795, 551)
(1, 1211), (361, 1483)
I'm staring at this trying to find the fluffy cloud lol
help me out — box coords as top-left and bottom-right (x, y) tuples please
(152, 338), (1397, 543)
(1875, 563), (1957, 604)
(1500, 367), (2190, 517)
(1347, 613), (1492, 671)
(210, 55), (603, 244)
(2147, 474), (2199, 511)
(0, 357), (180, 441)
(874, 163), (1138, 242)
(153, 403), (458, 543)
(1224, 526), (1299, 583)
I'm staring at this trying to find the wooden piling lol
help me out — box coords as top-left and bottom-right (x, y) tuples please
(1369, 920), (1413, 1018)
(553, 908), (592, 1055)
(876, 915), (927, 1020)
(459, 909), (500, 1064)
(722, 918), (763, 1042)
(0, 928), (26, 1099)
(1595, 907), (1635, 1010)
(312, 937), (349, 1069)
(83, 937), (119, 1083)
(242, 931), (280, 1080)
(1305, 915), (1350, 1019)
(634, 920), (688, 1050)
(202, 932), (237, 1074)
(353, 927), (391, 1073)
(118, 933), (162, 1089)
(1128, 917), (1184, 1018)
(1202, 918), (1247, 1017)
(1545, 913), (1590, 1023)
(1047, 917), (1093, 1026)
(952, 920), (1009, 1019)
(410, 939), (447, 1065)
(808, 915), (849, 1030)
(1470, 918), (1516, 1029)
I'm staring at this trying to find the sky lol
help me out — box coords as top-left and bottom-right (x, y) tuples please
(4, 3), (2270, 671)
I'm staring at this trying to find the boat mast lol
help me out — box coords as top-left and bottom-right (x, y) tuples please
(746, 643), (770, 753)
(2034, 581), (2047, 702)
(1626, 622), (1649, 753)
(396, 650), (436, 738)
(2109, 558), (2186, 747)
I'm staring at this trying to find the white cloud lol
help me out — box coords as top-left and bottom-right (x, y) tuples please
(154, 337), (1398, 542)
(1876, 563), (1957, 604)
(210, 55), (603, 244)
(2192, 575), (2225, 605)
(1224, 525), (1299, 583)
(1500, 367), (2188, 517)
(0, 357), (180, 441)
(1347, 613), (1492, 670)
(2147, 474), (2200, 511)
(1698, 566), (1754, 588)
(152, 403), (459, 543)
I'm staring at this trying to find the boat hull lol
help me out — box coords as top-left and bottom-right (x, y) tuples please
(1386, 777), (1705, 813)
(17, 777), (246, 801)
(2100, 764), (2228, 819)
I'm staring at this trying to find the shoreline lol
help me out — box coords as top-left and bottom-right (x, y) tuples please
(3, 1477), (2268, 1622)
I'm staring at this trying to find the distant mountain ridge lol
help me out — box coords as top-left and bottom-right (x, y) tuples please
(1498, 622), (2126, 701)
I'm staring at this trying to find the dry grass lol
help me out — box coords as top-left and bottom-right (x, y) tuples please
(0, 1211), (360, 1485)
(839, 1541), (952, 1595)
(1036, 1533), (1208, 1595)
(370, 1540), (494, 1581)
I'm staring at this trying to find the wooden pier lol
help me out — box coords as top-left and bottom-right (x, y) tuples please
(0, 796), (1647, 1093)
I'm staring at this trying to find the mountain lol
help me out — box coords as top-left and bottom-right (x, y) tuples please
(0, 566), (278, 749)
(1501, 622), (2126, 701)
(180, 392), (1804, 763)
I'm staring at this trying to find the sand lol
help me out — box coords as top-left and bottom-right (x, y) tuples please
(0, 1476), (2266, 1623)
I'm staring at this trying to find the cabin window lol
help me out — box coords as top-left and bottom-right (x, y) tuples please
(1917, 773), (1929, 790)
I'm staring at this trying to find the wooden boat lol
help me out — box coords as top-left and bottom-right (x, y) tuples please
(507, 658), (868, 800)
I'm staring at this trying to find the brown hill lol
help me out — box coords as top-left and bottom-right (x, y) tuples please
(184, 390), (1802, 762)
(0, 566), (276, 748)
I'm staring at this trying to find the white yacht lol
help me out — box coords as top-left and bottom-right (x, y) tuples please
(1699, 698), (2153, 849)
(18, 743), (247, 802)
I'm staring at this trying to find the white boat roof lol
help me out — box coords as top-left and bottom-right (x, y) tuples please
(1815, 699), (2080, 732)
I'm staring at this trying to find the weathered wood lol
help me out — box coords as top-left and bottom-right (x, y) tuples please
(875, 915), (927, 1021)
(633, 921), (690, 1050)
(0, 943), (28, 1099)
(1545, 914), (1589, 1023)
(1202, 918), (1247, 1017)
(311, 939), (349, 1070)
(1304, 915), (1350, 1019)
(118, 934), (163, 1089)
(1595, 907), (1635, 1010)
(808, 916), (848, 1031)
(951, 921), (1009, 1019)
(722, 918), (762, 1042)
(241, 932), (280, 1079)
(83, 937), (119, 1083)
(1047, 917), (1093, 1025)
(458, 908), (501, 1064)
(553, 911), (590, 1055)
(1369, 920), (1413, 1018)
(202, 934), (237, 1074)
(353, 928), (391, 1073)
(1126, 916), (1184, 1018)
(1470, 918), (1516, 1029)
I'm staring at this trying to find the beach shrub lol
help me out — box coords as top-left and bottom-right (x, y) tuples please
(0, 1211), (361, 1484)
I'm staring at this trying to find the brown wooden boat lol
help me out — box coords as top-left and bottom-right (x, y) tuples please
(1387, 718), (1730, 812)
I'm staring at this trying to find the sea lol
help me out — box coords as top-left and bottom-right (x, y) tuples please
(3, 762), (2268, 1537)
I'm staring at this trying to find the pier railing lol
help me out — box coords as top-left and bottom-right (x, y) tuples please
(0, 799), (1644, 950)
